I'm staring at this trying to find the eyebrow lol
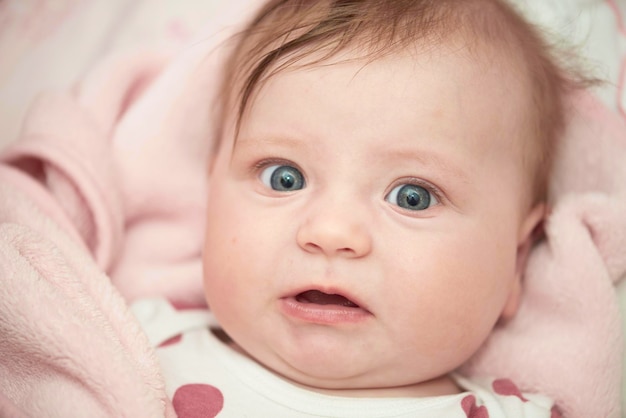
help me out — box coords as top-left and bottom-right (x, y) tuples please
(233, 134), (311, 155)
(379, 147), (470, 182)
(237, 135), (302, 147)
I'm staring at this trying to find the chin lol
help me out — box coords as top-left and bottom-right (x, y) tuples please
(249, 345), (372, 388)
(277, 367), (377, 392)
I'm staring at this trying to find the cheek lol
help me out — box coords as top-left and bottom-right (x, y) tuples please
(383, 225), (518, 347)
(202, 184), (249, 309)
(202, 182), (279, 313)
(203, 199), (239, 279)
(447, 230), (517, 314)
(203, 217), (265, 338)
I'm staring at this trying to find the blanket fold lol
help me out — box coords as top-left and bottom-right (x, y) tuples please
(0, 182), (174, 417)
(0, 47), (184, 417)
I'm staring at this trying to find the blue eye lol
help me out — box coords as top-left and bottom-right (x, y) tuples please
(386, 184), (437, 211)
(260, 165), (305, 191)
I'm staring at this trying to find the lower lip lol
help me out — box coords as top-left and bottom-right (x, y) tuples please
(279, 297), (371, 325)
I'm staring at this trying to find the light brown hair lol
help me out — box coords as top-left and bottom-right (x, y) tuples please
(214, 0), (590, 204)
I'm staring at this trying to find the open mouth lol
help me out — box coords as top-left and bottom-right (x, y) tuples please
(281, 289), (369, 324)
(295, 290), (359, 308)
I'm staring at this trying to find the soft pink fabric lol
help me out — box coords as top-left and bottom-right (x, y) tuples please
(0, 48), (180, 417)
(0, 214), (174, 418)
(0, 12), (244, 414)
(0, 8), (624, 418)
(462, 92), (626, 418)
(1, 46), (212, 305)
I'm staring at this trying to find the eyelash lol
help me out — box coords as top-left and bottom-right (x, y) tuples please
(389, 177), (444, 200)
(252, 158), (302, 174)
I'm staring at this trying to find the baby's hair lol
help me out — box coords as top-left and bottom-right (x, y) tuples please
(215, 0), (591, 204)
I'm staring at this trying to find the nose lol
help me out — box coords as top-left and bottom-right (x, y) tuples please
(296, 201), (372, 258)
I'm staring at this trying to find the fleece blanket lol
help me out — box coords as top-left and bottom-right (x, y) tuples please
(0, 1), (625, 417)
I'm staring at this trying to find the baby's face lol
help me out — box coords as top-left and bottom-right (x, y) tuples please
(203, 46), (539, 394)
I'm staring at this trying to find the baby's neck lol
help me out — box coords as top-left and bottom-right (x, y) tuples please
(288, 374), (462, 398)
(226, 337), (461, 398)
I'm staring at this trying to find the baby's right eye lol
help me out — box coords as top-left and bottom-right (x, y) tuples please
(260, 165), (305, 192)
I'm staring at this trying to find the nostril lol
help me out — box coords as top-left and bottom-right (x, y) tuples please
(303, 242), (323, 254)
(302, 243), (357, 257)
(337, 247), (356, 255)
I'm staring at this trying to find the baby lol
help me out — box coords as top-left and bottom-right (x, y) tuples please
(134, 0), (585, 416)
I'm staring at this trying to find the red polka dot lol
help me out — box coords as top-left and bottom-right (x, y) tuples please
(551, 405), (563, 418)
(170, 299), (208, 311)
(492, 379), (528, 402)
(158, 334), (182, 348)
(173, 384), (224, 418)
(461, 395), (489, 418)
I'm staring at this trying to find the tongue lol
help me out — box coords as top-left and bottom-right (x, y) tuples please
(296, 290), (359, 307)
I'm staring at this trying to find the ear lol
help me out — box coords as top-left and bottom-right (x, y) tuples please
(500, 203), (546, 321)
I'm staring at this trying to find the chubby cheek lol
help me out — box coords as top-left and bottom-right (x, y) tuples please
(203, 223), (239, 322)
(202, 181), (279, 328)
(203, 185), (251, 319)
(385, 227), (518, 362)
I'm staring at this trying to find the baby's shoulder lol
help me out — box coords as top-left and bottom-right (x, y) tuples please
(131, 298), (215, 348)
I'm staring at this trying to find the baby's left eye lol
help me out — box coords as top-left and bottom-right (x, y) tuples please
(386, 184), (438, 211)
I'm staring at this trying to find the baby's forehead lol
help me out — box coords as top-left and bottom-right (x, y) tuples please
(219, 0), (566, 205)
(233, 19), (538, 120)
(238, 34), (535, 129)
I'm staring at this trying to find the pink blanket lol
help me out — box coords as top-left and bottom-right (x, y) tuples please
(1, 4), (625, 418)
